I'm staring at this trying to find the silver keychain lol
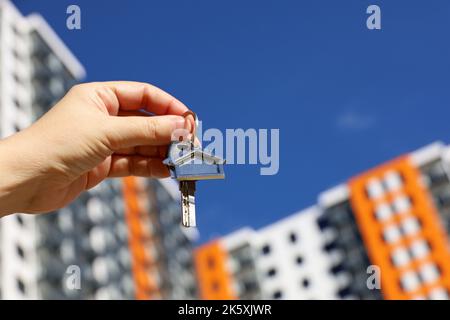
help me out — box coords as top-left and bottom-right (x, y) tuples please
(163, 111), (226, 227)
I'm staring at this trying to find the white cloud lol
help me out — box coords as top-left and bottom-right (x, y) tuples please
(336, 111), (376, 131)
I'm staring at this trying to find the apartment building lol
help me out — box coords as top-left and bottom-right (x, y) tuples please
(195, 142), (450, 300)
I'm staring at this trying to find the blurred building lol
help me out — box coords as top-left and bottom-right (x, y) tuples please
(195, 208), (340, 300)
(0, 0), (198, 299)
(195, 142), (450, 300)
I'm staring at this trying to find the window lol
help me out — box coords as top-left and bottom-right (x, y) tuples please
(384, 171), (403, 192)
(16, 245), (25, 259)
(400, 271), (420, 292)
(261, 244), (271, 255)
(17, 278), (26, 294)
(301, 278), (310, 288)
(410, 240), (430, 259)
(392, 196), (411, 214)
(243, 281), (258, 292)
(211, 281), (220, 292)
(323, 241), (337, 252)
(47, 54), (63, 72)
(366, 178), (384, 199)
(12, 48), (21, 61)
(207, 256), (215, 269)
(438, 190), (450, 208)
(188, 287), (197, 297)
(267, 268), (277, 277)
(13, 72), (21, 84)
(401, 217), (421, 236)
(272, 290), (282, 299)
(289, 232), (297, 243)
(331, 263), (344, 274)
(13, 97), (21, 109)
(12, 24), (21, 36)
(391, 246), (411, 267)
(427, 164), (448, 185)
(338, 286), (351, 298)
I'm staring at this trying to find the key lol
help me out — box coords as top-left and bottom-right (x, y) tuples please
(162, 111), (225, 228)
(180, 181), (196, 227)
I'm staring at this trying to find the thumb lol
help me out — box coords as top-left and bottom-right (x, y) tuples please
(105, 115), (186, 150)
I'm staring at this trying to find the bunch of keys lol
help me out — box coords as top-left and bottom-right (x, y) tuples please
(163, 111), (225, 227)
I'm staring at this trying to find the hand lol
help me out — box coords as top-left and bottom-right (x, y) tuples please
(0, 81), (194, 216)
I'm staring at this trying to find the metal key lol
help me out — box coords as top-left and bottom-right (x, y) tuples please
(162, 111), (225, 228)
(180, 181), (196, 227)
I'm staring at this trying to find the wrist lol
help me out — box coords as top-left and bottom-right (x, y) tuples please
(0, 137), (27, 216)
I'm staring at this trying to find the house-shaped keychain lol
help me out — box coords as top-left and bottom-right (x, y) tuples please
(163, 140), (225, 181)
(163, 110), (226, 228)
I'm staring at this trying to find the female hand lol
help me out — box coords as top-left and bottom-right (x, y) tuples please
(0, 81), (193, 216)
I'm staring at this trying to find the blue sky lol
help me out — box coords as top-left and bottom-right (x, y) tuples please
(14, 0), (450, 243)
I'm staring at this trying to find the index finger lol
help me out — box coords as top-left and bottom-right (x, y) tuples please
(102, 81), (189, 116)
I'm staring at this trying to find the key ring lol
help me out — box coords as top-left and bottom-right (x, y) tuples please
(183, 111), (197, 143)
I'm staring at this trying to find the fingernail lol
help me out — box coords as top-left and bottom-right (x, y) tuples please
(175, 117), (185, 129)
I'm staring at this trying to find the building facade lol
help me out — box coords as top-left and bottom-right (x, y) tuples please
(195, 142), (450, 300)
(0, 0), (197, 300)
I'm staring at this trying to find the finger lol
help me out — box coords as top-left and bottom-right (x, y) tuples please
(85, 158), (112, 189)
(105, 115), (185, 150)
(116, 110), (196, 143)
(102, 81), (189, 116)
(114, 145), (168, 157)
(117, 110), (150, 117)
(108, 155), (170, 178)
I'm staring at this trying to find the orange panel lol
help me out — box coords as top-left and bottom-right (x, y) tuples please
(349, 156), (450, 299)
(122, 177), (158, 300)
(194, 241), (236, 300)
